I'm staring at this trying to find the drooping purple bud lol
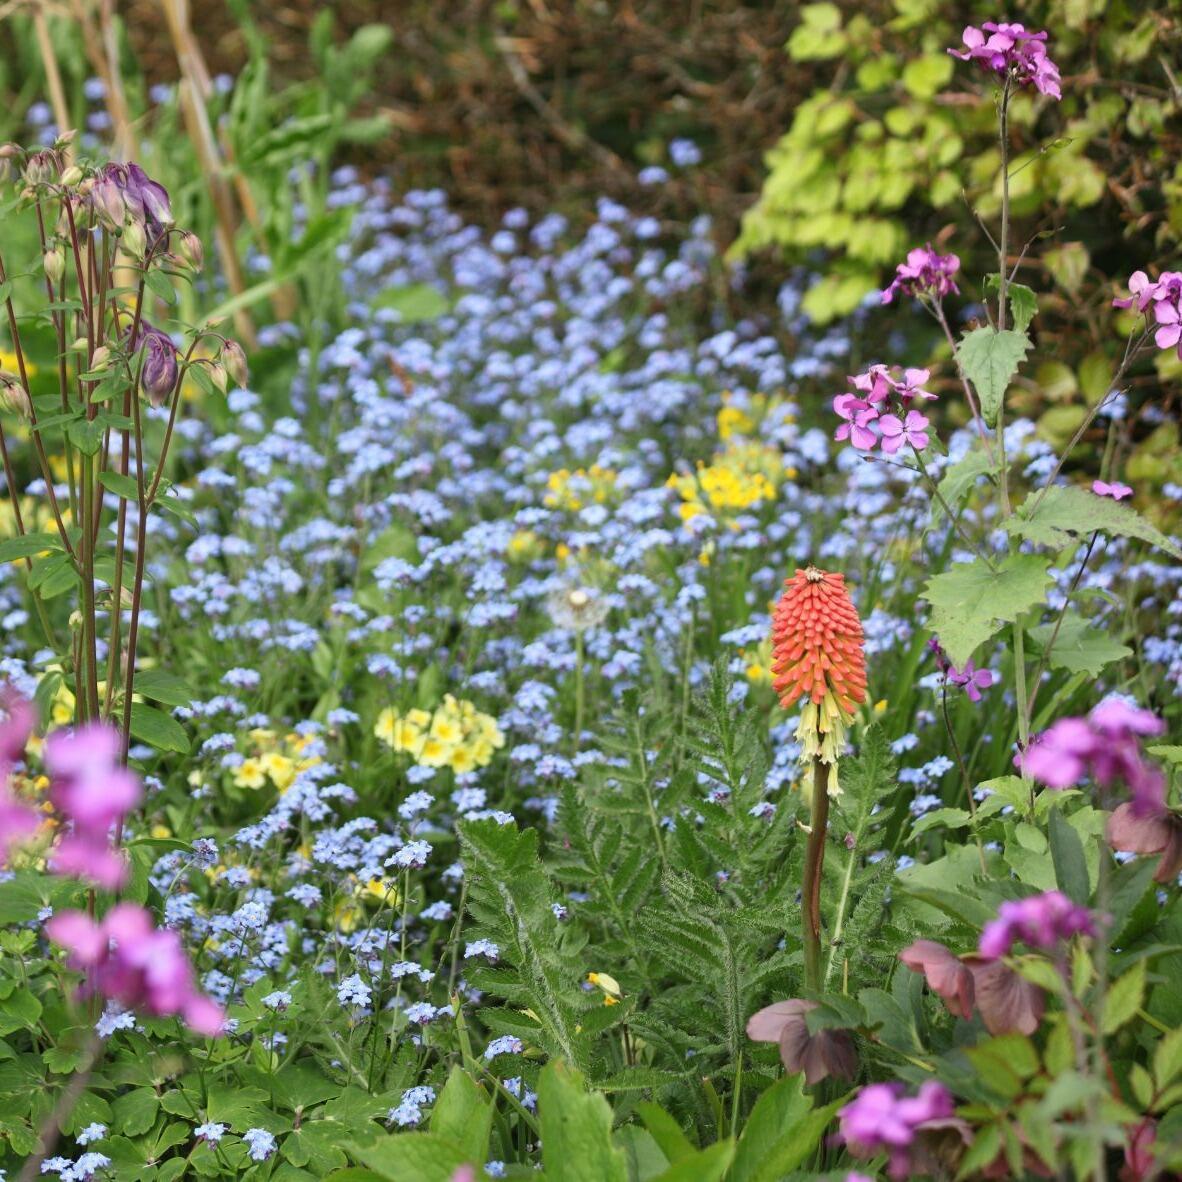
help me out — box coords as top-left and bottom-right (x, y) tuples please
(140, 328), (179, 407)
(125, 163), (173, 229)
(89, 177), (125, 232)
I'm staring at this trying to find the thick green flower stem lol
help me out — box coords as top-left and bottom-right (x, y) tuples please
(802, 756), (829, 993)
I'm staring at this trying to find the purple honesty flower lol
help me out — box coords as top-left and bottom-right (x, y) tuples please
(878, 410), (930, 455)
(881, 244), (960, 305)
(0, 689), (38, 862)
(839, 1081), (962, 1180)
(1107, 803), (1182, 885)
(978, 890), (1095, 960)
(1019, 699), (1165, 817)
(1093, 480), (1133, 501)
(47, 722), (141, 889)
(949, 22), (1062, 100)
(947, 659), (994, 702)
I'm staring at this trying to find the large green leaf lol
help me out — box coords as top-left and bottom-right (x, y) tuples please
(649, 1140), (736, 1182)
(956, 327), (1031, 426)
(1027, 612), (1131, 677)
(1007, 484), (1182, 560)
(345, 1133), (472, 1182)
(134, 669), (196, 709)
(539, 1061), (628, 1182)
(0, 532), (65, 562)
(921, 554), (1052, 666)
(128, 703), (190, 754)
(429, 1067), (493, 1165)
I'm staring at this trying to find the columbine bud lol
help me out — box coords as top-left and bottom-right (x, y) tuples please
(89, 346), (112, 373)
(222, 341), (248, 388)
(122, 219), (146, 259)
(22, 150), (58, 186)
(0, 374), (31, 418)
(60, 165), (83, 187)
(141, 329), (179, 407)
(207, 361), (228, 393)
(43, 248), (65, 285)
(90, 178), (124, 231)
(771, 566), (867, 796)
(177, 231), (204, 271)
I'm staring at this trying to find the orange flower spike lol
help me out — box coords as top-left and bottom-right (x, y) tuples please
(770, 566), (867, 795)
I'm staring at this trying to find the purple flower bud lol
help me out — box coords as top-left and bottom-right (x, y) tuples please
(140, 327), (178, 406)
(89, 178), (125, 232)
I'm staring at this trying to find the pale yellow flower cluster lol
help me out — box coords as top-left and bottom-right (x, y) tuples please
(544, 465), (619, 512)
(374, 695), (504, 773)
(667, 441), (792, 525)
(232, 730), (322, 793)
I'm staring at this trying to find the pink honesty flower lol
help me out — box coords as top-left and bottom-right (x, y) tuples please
(1092, 480), (1133, 501)
(978, 890), (1095, 960)
(0, 689), (38, 863)
(449, 1169), (478, 1182)
(834, 367), (937, 452)
(46, 902), (225, 1036)
(879, 410), (930, 455)
(947, 659), (994, 703)
(881, 244), (961, 305)
(839, 1081), (957, 1179)
(1112, 271), (1158, 313)
(899, 940), (975, 1019)
(949, 22), (1062, 100)
(833, 394), (879, 451)
(746, 998), (857, 1085)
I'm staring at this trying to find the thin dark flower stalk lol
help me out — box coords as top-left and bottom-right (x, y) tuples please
(802, 755), (829, 992)
(941, 685), (987, 875)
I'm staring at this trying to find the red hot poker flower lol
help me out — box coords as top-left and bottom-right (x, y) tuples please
(771, 566), (867, 794)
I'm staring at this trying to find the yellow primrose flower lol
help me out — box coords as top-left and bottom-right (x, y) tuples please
(234, 758), (267, 790)
(261, 752), (296, 791)
(362, 877), (401, 905)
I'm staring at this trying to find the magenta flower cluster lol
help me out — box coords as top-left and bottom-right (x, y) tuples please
(881, 244), (960, 306)
(949, 22), (1062, 100)
(838, 1081), (958, 1180)
(0, 692), (39, 857)
(833, 365), (934, 453)
(1019, 698), (1166, 818)
(47, 723), (142, 889)
(1113, 271), (1182, 360)
(0, 689), (223, 1037)
(978, 890), (1096, 960)
(47, 904), (225, 1036)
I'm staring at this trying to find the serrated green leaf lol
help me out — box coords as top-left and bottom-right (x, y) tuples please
(956, 327), (1031, 426)
(921, 554), (1052, 667)
(1027, 612), (1132, 677)
(1103, 959), (1145, 1034)
(1008, 484), (1182, 560)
